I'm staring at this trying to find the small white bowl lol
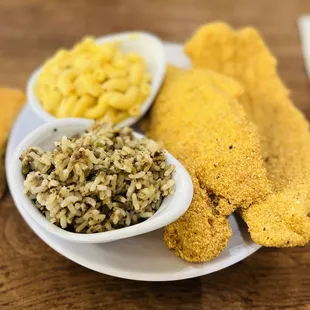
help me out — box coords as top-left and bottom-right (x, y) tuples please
(27, 32), (166, 127)
(8, 119), (193, 243)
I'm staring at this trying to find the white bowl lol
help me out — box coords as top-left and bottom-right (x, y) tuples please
(27, 32), (166, 127)
(8, 118), (193, 243)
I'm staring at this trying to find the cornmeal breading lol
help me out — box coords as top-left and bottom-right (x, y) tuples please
(185, 23), (310, 247)
(148, 66), (271, 262)
(0, 88), (25, 198)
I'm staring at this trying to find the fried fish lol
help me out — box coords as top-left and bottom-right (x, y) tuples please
(147, 66), (271, 262)
(0, 88), (25, 198)
(185, 23), (310, 247)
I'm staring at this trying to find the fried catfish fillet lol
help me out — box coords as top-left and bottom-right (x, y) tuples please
(0, 88), (25, 198)
(147, 66), (271, 262)
(185, 23), (310, 246)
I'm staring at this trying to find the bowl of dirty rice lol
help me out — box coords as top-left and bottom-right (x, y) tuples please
(8, 119), (193, 243)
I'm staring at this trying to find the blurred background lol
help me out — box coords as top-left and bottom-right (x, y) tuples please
(1, 0), (310, 116)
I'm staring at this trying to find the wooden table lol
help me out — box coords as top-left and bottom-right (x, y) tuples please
(1, 0), (310, 309)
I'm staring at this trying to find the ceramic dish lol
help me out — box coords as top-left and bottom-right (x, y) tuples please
(27, 32), (166, 127)
(8, 118), (193, 243)
(6, 42), (261, 281)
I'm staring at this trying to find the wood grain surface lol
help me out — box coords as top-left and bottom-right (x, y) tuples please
(1, 0), (310, 309)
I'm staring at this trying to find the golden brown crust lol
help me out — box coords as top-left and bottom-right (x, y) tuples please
(0, 144), (6, 198)
(185, 23), (310, 247)
(148, 66), (270, 262)
(0, 88), (25, 199)
(164, 176), (232, 262)
(242, 190), (310, 247)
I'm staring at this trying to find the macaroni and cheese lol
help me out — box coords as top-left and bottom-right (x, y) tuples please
(35, 37), (151, 123)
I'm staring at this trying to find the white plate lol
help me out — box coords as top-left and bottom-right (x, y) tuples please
(6, 42), (261, 281)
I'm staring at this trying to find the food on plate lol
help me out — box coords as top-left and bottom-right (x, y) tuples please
(147, 65), (271, 262)
(5, 22), (309, 269)
(185, 22), (310, 247)
(35, 37), (151, 123)
(20, 122), (175, 233)
(0, 88), (25, 199)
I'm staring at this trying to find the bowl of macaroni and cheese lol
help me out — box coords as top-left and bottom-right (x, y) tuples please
(27, 32), (166, 127)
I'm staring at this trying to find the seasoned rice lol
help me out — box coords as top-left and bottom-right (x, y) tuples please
(20, 122), (175, 233)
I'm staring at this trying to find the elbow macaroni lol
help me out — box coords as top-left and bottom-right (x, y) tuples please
(35, 37), (152, 123)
